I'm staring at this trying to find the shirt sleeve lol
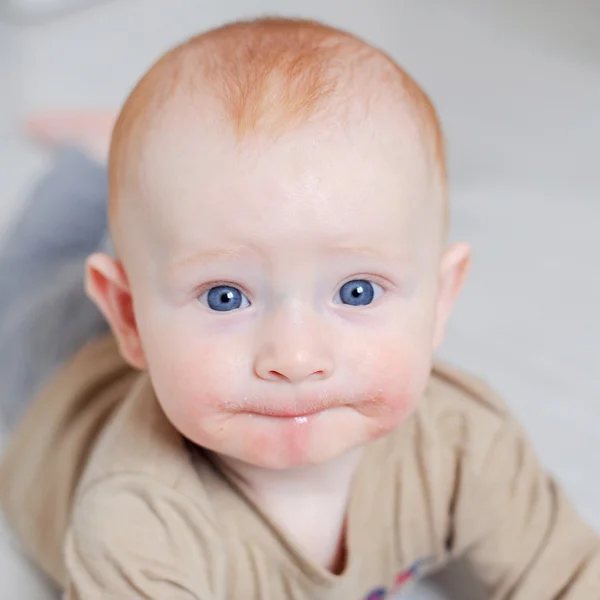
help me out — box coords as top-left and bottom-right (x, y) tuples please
(63, 474), (226, 599)
(451, 410), (600, 598)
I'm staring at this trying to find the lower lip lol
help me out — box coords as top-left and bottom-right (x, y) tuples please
(248, 410), (325, 420)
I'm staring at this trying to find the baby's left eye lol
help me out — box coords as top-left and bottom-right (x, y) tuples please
(334, 279), (384, 306)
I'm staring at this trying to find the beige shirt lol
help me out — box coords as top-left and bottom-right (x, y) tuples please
(1, 334), (599, 599)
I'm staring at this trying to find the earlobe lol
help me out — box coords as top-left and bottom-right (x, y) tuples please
(85, 253), (147, 370)
(432, 242), (472, 350)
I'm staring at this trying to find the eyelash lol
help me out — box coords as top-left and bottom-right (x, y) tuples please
(194, 280), (250, 298)
(194, 275), (391, 304)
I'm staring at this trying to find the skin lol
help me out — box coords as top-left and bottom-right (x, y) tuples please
(85, 85), (471, 571)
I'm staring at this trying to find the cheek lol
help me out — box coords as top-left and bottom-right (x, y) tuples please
(146, 347), (240, 452)
(151, 347), (237, 402)
(356, 329), (433, 436)
(138, 318), (246, 417)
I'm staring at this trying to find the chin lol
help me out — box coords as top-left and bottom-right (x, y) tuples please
(245, 443), (353, 470)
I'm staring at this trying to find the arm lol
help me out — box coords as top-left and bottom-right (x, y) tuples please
(451, 411), (600, 598)
(64, 475), (225, 599)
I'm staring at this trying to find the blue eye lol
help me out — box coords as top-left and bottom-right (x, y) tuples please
(335, 279), (383, 306)
(199, 285), (250, 312)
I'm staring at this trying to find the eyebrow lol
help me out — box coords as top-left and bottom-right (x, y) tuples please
(326, 244), (402, 260)
(169, 243), (406, 271)
(169, 246), (249, 271)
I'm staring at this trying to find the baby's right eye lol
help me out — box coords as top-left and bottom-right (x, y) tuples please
(198, 285), (251, 312)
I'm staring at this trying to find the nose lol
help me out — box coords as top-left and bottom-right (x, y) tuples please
(253, 303), (334, 384)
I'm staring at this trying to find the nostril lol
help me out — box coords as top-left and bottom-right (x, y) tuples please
(268, 370), (289, 382)
(266, 369), (326, 382)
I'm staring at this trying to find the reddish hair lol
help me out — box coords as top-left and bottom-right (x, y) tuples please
(109, 18), (446, 235)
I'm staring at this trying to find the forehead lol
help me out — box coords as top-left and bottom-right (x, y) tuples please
(128, 101), (434, 260)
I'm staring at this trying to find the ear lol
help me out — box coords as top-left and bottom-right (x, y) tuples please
(85, 253), (147, 370)
(432, 242), (472, 350)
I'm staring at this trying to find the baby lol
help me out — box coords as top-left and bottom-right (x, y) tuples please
(1, 17), (599, 600)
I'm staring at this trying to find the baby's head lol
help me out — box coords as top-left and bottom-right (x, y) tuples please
(87, 18), (470, 470)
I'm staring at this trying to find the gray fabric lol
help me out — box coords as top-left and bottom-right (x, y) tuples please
(0, 148), (111, 428)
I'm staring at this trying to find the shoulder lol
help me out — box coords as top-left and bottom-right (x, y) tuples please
(72, 375), (227, 547)
(356, 360), (521, 566)
(77, 372), (195, 492)
(65, 473), (226, 597)
(417, 359), (517, 469)
(71, 472), (221, 543)
(369, 359), (514, 465)
(427, 359), (509, 419)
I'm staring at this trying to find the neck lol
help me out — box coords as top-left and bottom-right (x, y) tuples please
(215, 448), (364, 572)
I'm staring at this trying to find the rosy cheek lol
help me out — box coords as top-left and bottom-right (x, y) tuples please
(381, 390), (412, 425)
(153, 360), (223, 421)
(365, 349), (416, 399)
(360, 354), (425, 439)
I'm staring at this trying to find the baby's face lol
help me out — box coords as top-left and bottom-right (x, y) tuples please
(121, 111), (444, 469)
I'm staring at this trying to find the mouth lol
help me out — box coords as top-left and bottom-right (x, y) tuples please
(246, 406), (330, 418)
